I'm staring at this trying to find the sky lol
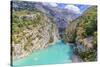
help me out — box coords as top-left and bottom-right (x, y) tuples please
(43, 2), (90, 14)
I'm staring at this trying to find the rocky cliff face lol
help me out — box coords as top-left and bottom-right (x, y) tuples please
(12, 1), (80, 60)
(12, 10), (60, 60)
(64, 6), (97, 61)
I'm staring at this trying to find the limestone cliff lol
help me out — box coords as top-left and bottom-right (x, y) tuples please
(12, 10), (60, 60)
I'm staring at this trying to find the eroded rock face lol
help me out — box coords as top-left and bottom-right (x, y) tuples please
(12, 12), (60, 60)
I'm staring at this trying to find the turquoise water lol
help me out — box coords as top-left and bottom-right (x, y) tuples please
(13, 40), (73, 67)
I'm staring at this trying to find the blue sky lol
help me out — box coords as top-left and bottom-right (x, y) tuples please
(57, 3), (90, 13)
(75, 4), (90, 12)
(43, 3), (90, 14)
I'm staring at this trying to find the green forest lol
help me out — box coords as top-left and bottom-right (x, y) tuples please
(64, 6), (97, 61)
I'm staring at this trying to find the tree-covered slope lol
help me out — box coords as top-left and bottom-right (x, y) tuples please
(64, 6), (97, 61)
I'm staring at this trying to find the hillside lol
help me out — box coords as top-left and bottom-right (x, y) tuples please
(12, 1), (79, 28)
(64, 6), (97, 61)
(12, 9), (60, 60)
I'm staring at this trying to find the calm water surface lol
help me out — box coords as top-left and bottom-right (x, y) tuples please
(13, 40), (73, 67)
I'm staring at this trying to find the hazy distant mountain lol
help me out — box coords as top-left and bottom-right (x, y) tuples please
(12, 1), (80, 28)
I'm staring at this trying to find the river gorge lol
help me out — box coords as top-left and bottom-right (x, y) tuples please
(11, 1), (97, 66)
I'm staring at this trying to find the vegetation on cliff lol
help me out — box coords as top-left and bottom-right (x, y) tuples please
(64, 6), (97, 61)
(12, 9), (60, 59)
(12, 1), (97, 62)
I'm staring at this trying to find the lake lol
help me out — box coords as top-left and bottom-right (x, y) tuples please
(13, 40), (73, 67)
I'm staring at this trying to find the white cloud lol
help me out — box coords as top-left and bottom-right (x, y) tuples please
(42, 3), (49, 6)
(49, 3), (58, 7)
(65, 5), (81, 14)
(42, 2), (58, 7)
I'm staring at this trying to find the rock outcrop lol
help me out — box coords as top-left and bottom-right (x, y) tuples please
(12, 10), (60, 60)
